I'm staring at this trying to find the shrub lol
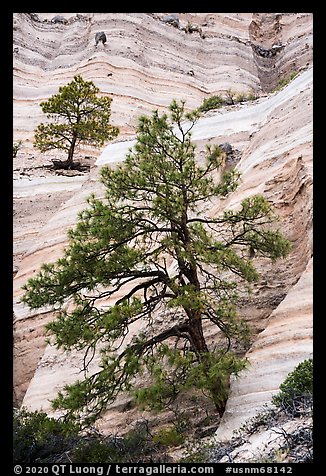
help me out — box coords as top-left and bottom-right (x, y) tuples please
(13, 408), (78, 463)
(72, 426), (159, 463)
(72, 438), (122, 463)
(233, 91), (258, 103)
(272, 359), (313, 414)
(274, 71), (298, 92)
(14, 408), (168, 464)
(245, 92), (258, 101)
(13, 140), (23, 158)
(153, 426), (185, 447)
(199, 90), (258, 112)
(180, 439), (212, 463)
(199, 95), (225, 112)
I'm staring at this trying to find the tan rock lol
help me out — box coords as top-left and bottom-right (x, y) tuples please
(215, 258), (313, 441)
(13, 14), (312, 440)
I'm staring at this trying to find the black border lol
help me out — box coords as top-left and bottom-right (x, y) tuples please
(8, 5), (319, 473)
(4, 7), (14, 474)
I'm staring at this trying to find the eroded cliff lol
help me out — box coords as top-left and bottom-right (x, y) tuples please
(13, 12), (313, 454)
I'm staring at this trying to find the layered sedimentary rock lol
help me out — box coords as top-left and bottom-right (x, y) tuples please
(13, 13), (312, 149)
(215, 258), (313, 441)
(13, 13), (312, 439)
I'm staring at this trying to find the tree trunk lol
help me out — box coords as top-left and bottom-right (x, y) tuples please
(67, 135), (77, 168)
(189, 315), (228, 417)
(174, 213), (228, 416)
(188, 316), (209, 354)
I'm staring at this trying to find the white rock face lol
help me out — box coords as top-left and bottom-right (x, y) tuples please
(215, 258), (313, 441)
(97, 68), (312, 167)
(13, 13), (312, 441)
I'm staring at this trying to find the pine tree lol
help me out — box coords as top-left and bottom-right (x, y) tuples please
(33, 75), (119, 168)
(23, 100), (291, 426)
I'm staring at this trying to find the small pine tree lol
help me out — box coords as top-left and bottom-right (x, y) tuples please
(34, 75), (119, 168)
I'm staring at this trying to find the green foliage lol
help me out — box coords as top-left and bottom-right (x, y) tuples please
(34, 75), (119, 165)
(153, 427), (185, 446)
(273, 72), (298, 92)
(199, 95), (225, 112)
(13, 407), (78, 463)
(23, 99), (291, 426)
(72, 439), (117, 463)
(181, 437), (218, 463)
(199, 90), (258, 112)
(135, 347), (247, 414)
(13, 408), (166, 463)
(272, 359), (313, 410)
(13, 140), (23, 158)
(72, 425), (163, 463)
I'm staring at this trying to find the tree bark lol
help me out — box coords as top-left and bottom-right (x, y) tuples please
(188, 316), (209, 354)
(189, 313), (228, 417)
(67, 135), (77, 168)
